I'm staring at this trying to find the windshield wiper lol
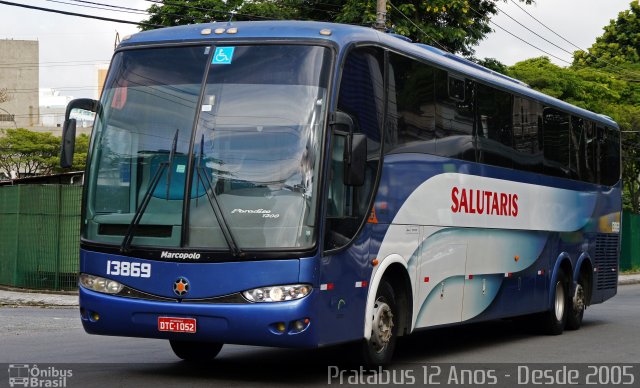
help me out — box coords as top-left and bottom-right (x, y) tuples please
(195, 134), (244, 257)
(165, 129), (179, 200)
(120, 129), (179, 253)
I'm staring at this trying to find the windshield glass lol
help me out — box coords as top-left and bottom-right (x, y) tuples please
(189, 45), (330, 249)
(84, 44), (331, 252)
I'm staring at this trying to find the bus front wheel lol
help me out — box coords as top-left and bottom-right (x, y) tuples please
(361, 279), (397, 367)
(170, 340), (223, 362)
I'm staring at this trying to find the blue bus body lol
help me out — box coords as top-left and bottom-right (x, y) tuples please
(76, 21), (621, 360)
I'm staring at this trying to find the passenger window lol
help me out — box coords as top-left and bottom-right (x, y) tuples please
(512, 96), (543, 173)
(584, 120), (597, 183)
(570, 116), (586, 180)
(385, 53), (435, 154)
(434, 70), (475, 161)
(602, 128), (620, 185)
(543, 108), (571, 178)
(476, 83), (513, 169)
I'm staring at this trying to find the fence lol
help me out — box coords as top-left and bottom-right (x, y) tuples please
(621, 210), (640, 272)
(0, 185), (81, 291)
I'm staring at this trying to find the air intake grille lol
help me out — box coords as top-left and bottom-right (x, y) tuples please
(594, 233), (619, 290)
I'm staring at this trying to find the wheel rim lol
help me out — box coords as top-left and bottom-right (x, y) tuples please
(573, 283), (585, 315)
(554, 280), (565, 321)
(371, 297), (394, 353)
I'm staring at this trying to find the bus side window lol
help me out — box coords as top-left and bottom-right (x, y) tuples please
(543, 107), (571, 179)
(476, 83), (513, 169)
(324, 47), (384, 251)
(512, 96), (543, 173)
(603, 128), (620, 185)
(434, 70), (475, 161)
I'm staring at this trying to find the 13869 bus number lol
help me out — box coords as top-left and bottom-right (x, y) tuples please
(107, 260), (151, 278)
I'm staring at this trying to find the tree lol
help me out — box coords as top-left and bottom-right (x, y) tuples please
(141, 0), (532, 56)
(0, 128), (60, 177)
(0, 129), (89, 178)
(573, 1), (640, 68)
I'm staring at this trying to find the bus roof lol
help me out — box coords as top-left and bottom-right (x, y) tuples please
(120, 20), (619, 129)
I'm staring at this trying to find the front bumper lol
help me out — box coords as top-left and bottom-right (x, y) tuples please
(79, 287), (320, 348)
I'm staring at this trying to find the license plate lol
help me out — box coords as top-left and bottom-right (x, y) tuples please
(158, 317), (196, 333)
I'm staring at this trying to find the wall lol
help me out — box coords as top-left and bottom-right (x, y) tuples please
(0, 40), (39, 128)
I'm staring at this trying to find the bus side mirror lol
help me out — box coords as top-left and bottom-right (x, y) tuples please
(344, 133), (367, 186)
(60, 118), (76, 168)
(60, 98), (99, 168)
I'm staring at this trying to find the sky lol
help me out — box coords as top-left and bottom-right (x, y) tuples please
(0, 0), (636, 99)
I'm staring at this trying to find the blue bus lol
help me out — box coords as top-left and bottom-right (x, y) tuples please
(61, 21), (621, 366)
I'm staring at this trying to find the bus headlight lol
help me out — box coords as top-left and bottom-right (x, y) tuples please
(79, 273), (124, 294)
(242, 284), (311, 302)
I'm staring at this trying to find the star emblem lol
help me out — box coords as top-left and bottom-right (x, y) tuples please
(173, 277), (190, 296)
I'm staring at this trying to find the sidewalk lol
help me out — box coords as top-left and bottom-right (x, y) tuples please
(0, 288), (77, 307)
(1, 274), (639, 308)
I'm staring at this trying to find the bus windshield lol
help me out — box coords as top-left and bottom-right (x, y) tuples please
(85, 45), (331, 252)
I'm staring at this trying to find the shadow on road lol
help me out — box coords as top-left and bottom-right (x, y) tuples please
(119, 318), (565, 385)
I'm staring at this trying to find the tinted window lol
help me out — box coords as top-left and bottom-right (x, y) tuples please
(476, 83), (513, 169)
(543, 108), (571, 178)
(570, 116), (585, 180)
(435, 70), (475, 161)
(513, 96), (543, 173)
(602, 128), (620, 185)
(386, 53), (435, 154)
(584, 120), (598, 183)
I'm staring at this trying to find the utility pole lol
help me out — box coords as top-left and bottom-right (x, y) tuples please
(375, 0), (386, 31)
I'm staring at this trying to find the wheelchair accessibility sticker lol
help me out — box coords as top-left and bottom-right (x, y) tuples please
(212, 47), (235, 64)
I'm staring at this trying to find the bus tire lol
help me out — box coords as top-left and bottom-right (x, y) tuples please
(361, 279), (397, 367)
(540, 267), (569, 335)
(169, 340), (223, 362)
(566, 275), (586, 330)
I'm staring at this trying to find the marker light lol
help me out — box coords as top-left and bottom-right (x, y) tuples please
(226, 27), (238, 34)
(201, 28), (212, 35)
(214, 28), (226, 34)
(79, 273), (124, 295)
(242, 284), (311, 303)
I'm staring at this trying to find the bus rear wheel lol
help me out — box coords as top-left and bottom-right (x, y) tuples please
(170, 340), (223, 362)
(360, 279), (397, 367)
(540, 268), (569, 335)
(566, 276), (586, 330)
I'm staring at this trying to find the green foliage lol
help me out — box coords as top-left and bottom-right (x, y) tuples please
(573, 1), (640, 68)
(0, 128), (88, 179)
(141, 0), (532, 56)
(474, 57), (508, 74)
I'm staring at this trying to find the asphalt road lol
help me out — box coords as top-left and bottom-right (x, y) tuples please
(1, 285), (639, 387)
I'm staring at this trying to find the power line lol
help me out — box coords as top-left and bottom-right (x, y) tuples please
(494, 4), (574, 57)
(46, 0), (147, 15)
(467, 3), (573, 65)
(0, 0), (162, 28)
(508, 0), (585, 53)
(64, 0), (213, 24)
(387, 1), (450, 52)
